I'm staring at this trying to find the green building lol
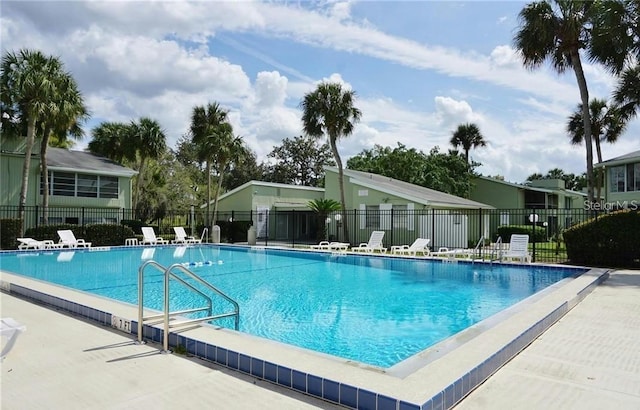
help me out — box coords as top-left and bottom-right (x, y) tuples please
(595, 150), (640, 210)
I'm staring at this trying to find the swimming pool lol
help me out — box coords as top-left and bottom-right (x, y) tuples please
(0, 245), (585, 368)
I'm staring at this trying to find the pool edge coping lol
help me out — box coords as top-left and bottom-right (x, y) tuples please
(0, 254), (607, 410)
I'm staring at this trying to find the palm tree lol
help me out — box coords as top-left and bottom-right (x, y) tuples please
(190, 102), (230, 229)
(308, 198), (342, 241)
(211, 129), (244, 223)
(88, 122), (133, 163)
(129, 117), (167, 210)
(514, 1), (598, 203)
(613, 66), (640, 122)
(301, 82), (362, 243)
(449, 123), (487, 164)
(1, 49), (65, 235)
(39, 74), (89, 223)
(567, 98), (626, 200)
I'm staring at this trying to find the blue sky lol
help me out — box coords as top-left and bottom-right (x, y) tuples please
(2, 0), (638, 184)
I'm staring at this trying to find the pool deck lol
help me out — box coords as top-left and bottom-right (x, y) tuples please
(1, 267), (640, 409)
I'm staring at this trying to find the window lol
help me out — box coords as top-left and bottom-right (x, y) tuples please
(52, 172), (75, 196)
(77, 175), (98, 197)
(42, 171), (120, 199)
(610, 163), (640, 193)
(99, 176), (118, 198)
(628, 163), (640, 192)
(610, 166), (626, 193)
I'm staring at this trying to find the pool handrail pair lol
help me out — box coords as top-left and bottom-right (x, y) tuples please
(137, 260), (240, 353)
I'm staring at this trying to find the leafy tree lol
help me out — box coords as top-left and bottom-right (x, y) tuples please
(88, 122), (133, 164)
(514, 1), (598, 203)
(211, 132), (245, 222)
(189, 102), (230, 228)
(347, 143), (476, 197)
(567, 98), (626, 199)
(39, 74), (89, 223)
(301, 82), (362, 242)
(1, 49), (72, 234)
(307, 198), (341, 241)
(449, 123), (487, 164)
(129, 117), (167, 210)
(223, 146), (266, 191)
(591, 0), (639, 123)
(613, 65), (640, 122)
(264, 135), (335, 187)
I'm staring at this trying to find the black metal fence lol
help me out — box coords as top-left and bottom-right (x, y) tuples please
(1, 205), (608, 264)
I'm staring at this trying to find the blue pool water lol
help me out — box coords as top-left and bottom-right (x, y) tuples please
(0, 245), (584, 367)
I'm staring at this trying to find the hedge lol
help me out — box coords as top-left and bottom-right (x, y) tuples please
(24, 223), (136, 247)
(121, 219), (146, 234)
(0, 219), (22, 250)
(496, 225), (546, 243)
(85, 224), (135, 246)
(563, 210), (640, 268)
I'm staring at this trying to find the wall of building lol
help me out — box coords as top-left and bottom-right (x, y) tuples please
(0, 152), (41, 207)
(470, 178), (523, 209)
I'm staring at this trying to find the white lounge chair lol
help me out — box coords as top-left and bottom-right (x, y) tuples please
(172, 227), (201, 244)
(391, 238), (431, 257)
(141, 227), (169, 245)
(501, 234), (532, 263)
(57, 230), (91, 248)
(351, 231), (386, 253)
(17, 238), (46, 250)
(310, 241), (350, 251)
(1, 317), (26, 361)
(431, 237), (484, 260)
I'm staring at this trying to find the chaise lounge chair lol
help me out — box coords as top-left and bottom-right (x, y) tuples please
(431, 237), (485, 260)
(310, 241), (350, 251)
(17, 238), (47, 250)
(172, 226), (201, 244)
(500, 234), (532, 263)
(1, 317), (27, 361)
(57, 230), (92, 248)
(351, 231), (386, 253)
(141, 227), (169, 245)
(390, 238), (431, 257)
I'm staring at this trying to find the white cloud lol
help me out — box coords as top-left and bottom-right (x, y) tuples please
(253, 71), (289, 108)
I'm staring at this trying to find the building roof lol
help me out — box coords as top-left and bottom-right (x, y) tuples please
(595, 149), (640, 168)
(476, 175), (588, 197)
(203, 180), (324, 207)
(47, 148), (137, 177)
(328, 167), (494, 209)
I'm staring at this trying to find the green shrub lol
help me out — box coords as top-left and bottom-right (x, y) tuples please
(1, 219), (22, 250)
(216, 220), (252, 242)
(25, 224), (82, 242)
(121, 219), (146, 234)
(564, 210), (640, 268)
(496, 225), (547, 243)
(85, 224), (136, 246)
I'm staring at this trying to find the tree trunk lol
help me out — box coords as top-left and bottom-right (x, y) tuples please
(18, 117), (38, 237)
(40, 126), (51, 224)
(212, 166), (225, 230)
(594, 135), (603, 203)
(134, 156), (147, 210)
(206, 160), (212, 233)
(330, 138), (349, 243)
(570, 49), (594, 204)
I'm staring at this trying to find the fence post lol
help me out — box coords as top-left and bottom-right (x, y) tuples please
(431, 208), (435, 248)
(35, 205), (39, 230)
(82, 207), (86, 230)
(291, 209), (295, 248)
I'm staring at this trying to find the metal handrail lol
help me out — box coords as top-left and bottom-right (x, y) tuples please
(200, 227), (208, 243)
(137, 260), (240, 353)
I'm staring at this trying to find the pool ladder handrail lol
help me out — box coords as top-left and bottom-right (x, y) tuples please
(137, 260), (239, 353)
(200, 227), (208, 243)
(489, 236), (504, 263)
